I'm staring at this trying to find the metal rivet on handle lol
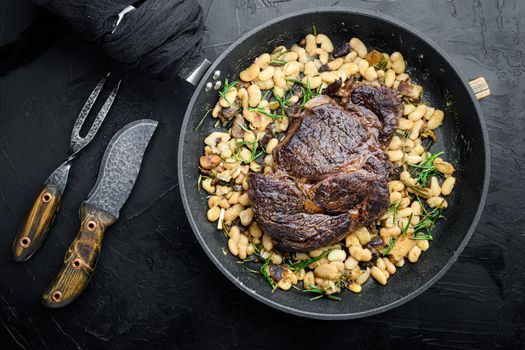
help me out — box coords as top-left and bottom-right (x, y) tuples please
(52, 291), (62, 301)
(20, 237), (31, 248)
(213, 70), (221, 80)
(214, 81), (222, 90)
(205, 82), (213, 92)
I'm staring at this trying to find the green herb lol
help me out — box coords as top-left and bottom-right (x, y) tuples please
(194, 109), (212, 131)
(312, 25), (317, 36)
(243, 266), (260, 274)
(262, 90), (272, 101)
(410, 204), (444, 241)
(411, 233), (433, 240)
(299, 79), (322, 107)
(218, 78), (238, 105)
(374, 59), (388, 71)
(260, 255), (277, 291)
(286, 250), (330, 272)
(400, 213), (413, 236)
(387, 201), (400, 225)
(409, 151), (444, 186)
(235, 140), (264, 164)
(246, 107), (283, 120)
(383, 238), (396, 255)
(214, 119), (220, 128)
(236, 121), (250, 132)
(303, 284), (341, 301)
(270, 59), (287, 66)
(197, 174), (202, 191)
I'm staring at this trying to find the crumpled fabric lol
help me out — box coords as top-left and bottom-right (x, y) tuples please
(32, 0), (205, 80)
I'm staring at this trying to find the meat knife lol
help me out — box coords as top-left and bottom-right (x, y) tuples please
(41, 119), (158, 308)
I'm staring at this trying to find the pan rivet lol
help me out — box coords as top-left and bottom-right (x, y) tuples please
(213, 81), (222, 90)
(213, 70), (221, 80)
(72, 258), (82, 269)
(20, 237), (31, 248)
(205, 82), (213, 92)
(42, 192), (52, 203)
(86, 220), (97, 231)
(52, 291), (62, 301)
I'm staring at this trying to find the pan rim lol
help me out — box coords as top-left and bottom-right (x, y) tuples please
(177, 6), (491, 320)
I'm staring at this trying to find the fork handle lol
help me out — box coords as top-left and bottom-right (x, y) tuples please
(12, 161), (70, 262)
(12, 183), (63, 262)
(42, 203), (116, 308)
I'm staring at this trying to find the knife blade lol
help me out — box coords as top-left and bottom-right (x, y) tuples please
(41, 119), (158, 308)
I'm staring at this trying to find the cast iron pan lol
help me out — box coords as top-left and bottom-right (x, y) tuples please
(178, 8), (490, 319)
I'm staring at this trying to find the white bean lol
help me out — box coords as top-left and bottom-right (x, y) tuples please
(349, 37), (367, 58)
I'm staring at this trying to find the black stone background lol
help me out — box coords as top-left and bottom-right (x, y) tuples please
(1, 0), (524, 349)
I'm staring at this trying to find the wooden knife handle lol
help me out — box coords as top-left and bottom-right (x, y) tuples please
(42, 203), (116, 308)
(12, 184), (63, 262)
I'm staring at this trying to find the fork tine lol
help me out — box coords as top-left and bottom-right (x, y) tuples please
(70, 77), (121, 155)
(70, 73), (110, 149)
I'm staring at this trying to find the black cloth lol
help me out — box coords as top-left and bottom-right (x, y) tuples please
(2, 0), (205, 80)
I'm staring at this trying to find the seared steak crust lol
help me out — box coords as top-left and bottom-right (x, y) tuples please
(248, 83), (402, 252)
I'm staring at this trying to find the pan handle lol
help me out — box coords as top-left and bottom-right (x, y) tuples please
(185, 58), (212, 85)
(469, 77), (490, 100)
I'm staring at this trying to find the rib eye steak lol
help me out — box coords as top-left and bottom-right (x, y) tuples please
(248, 81), (403, 252)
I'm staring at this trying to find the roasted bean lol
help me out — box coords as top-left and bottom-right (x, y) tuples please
(328, 249), (347, 262)
(239, 207), (254, 226)
(316, 34), (334, 52)
(354, 227), (371, 245)
(363, 66), (377, 81)
(327, 57), (344, 70)
(427, 109), (444, 129)
(314, 264), (339, 280)
(240, 64), (260, 82)
(262, 233), (273, 251)
(207, 206), (221, 222)
(356, 268), (370, 285)
(304, 61), (318, 76)
(441, 176), (456, 195)
(384, 69), (396, 87)
(408, 246), (422, 263)
(350, 37), (367, 58)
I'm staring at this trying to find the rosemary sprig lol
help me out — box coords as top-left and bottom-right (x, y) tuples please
(400, 213), (413, 236)
(270, 59), (286, 66)
(410, 205), (444, 241)
(246, 107), (283, 120)
(387, 201), (400, 225)
(236, 140), (264, 164)
(194, 109), (212, 131)
(312, 25), (317, 36)
(409, 151), (444, 186)
(300, 79), (322, 107)
(218, 78), (239, 104)
(286, 250), (330, 272)
(236, 121), (250, 132)
(383, 237), (396, 255)
(260, 255), (277, 291)
(302, 284), (341, 301)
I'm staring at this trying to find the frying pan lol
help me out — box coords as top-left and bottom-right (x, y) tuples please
(177, 8), (490, 319)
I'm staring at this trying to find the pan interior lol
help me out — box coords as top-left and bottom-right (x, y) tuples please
(178, 9), (487, 319)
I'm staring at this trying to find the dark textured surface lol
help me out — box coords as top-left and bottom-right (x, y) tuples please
(0, 0), (523, 348)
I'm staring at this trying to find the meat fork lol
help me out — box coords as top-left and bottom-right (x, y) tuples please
(12, 74), (121, 262)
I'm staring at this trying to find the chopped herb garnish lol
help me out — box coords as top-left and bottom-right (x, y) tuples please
(197, 174), (202, 191)
(247, 107), (283, 120)
(286, 250), (330, 271)
(303, 284), (341, 301)
(383, 237), (396, 255)
(214, 119), (220, 128)
(218, 78), (238, 105)
(260, 255), (277, 291)
(409, 151), (444, 186)
(312, 25), (317, 36)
